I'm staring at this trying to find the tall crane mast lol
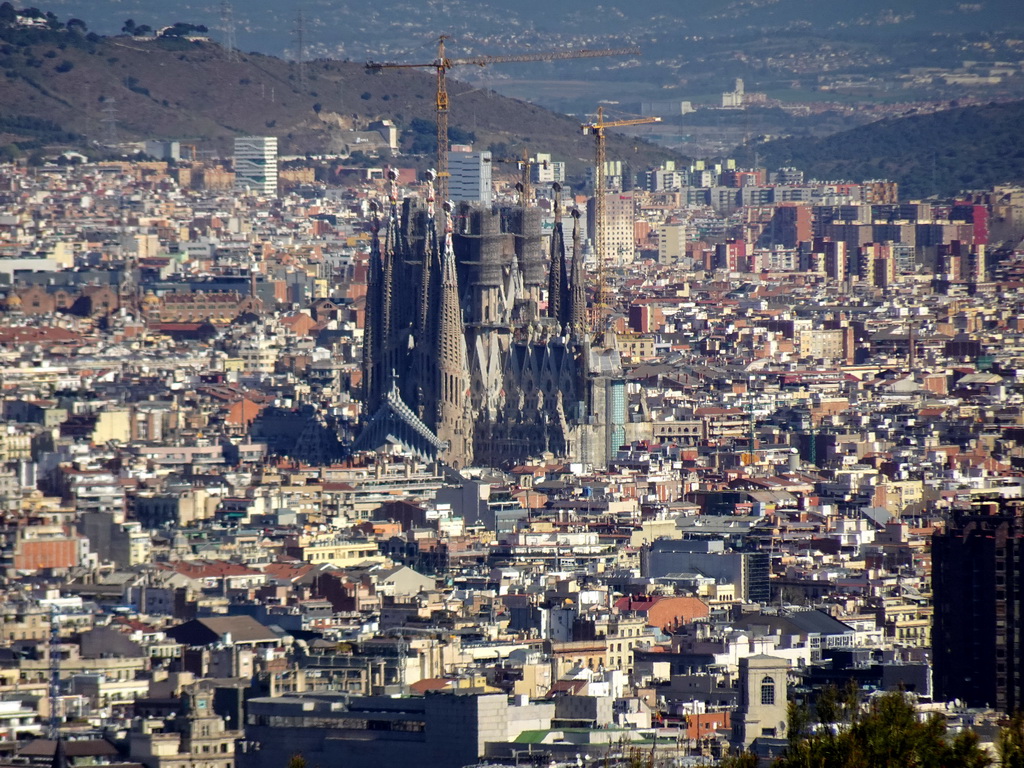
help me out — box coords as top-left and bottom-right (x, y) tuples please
(367, 38), (639, 204)
(581, 107), (660, 321)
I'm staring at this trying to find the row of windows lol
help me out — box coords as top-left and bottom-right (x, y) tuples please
(192, 742), (230, 753)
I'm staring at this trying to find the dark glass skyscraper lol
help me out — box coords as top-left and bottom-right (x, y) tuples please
(932, 499), (1024, 712)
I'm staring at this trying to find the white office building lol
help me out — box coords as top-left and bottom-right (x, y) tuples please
(531, 153), (566, 185)
(234, 136), (278, 196)
(448, 148), (492, 204)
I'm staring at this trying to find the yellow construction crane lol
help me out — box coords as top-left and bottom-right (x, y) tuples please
(367, 37), (639, 202)
(581, 107), (660, 317)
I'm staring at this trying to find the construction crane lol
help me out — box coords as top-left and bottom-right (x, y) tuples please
(367, 37), (639, 202)
(581, 107), (660, 318)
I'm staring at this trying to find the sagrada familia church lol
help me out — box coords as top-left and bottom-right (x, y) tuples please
(355, 172), (625, 469)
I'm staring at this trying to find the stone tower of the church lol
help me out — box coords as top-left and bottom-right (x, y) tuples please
(547, 183), (570, 328)
(362, 200), (384, 413)
(432, 203), (474, 468)
(568, 207), (587, 338)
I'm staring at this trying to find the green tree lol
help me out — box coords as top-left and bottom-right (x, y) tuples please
(286, 754), (306, 768)
(779, 691), (991, 768)
(787, 700), (810, 741)
(0, 143), (23, 160)
(998, 712), (1024, 768)
(816, 683), (841, 725)
(0, 3), (17, 26)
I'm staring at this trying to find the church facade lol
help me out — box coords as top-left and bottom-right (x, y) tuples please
(356, 175), (624, 469)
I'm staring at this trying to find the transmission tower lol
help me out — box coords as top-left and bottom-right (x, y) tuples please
(220, 1), (238, 62)
(101, 99), (119, 147)
(293, 8), (306, 90)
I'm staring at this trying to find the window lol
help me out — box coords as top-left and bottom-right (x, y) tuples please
(760, 676), (775, 706)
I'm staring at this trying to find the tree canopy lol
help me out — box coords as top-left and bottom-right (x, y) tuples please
(724, 690), (1004, 768)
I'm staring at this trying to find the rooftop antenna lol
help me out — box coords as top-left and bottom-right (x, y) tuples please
(220, 1), (238, 62)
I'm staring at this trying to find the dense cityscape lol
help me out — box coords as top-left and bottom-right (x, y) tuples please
(1, 4), (1024, 768)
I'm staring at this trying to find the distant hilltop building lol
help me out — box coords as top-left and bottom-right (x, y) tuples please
(356, 176), (624, 469)
(722, 78), (745, 109)
(721, 78), (766, 109)
(233, 136), (278, 196)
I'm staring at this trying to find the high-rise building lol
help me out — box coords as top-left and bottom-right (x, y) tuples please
(448, 148), (492, 204)
(774, 167), (804, 185)
(932, 499), (1024, 713)
(233, 136), (278, 196)
(587, 192), (635, 266)
(758, 204), (811, 248)
(657, 222), (687, 264)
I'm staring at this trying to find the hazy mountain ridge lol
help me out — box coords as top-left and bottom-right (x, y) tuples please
(31, 0), (1024, 119)
(43, 0), (1024, 58)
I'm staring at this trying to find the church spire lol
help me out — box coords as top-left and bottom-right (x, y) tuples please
(414, 170), (440, 419)
(433, 201), (473, 468)
(568, 207), (587, 337)
(362, 199), (384, 412)
(547, 182), (570, 327)
(51, 738), (68, 768)
(379, 168), (399, 381)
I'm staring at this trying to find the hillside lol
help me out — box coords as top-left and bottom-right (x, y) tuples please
(0, 16), (679, 174)
(733, 100), (1024, 199)
(49, 0), (1024, 63)
(35, 0), (1024, 119)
